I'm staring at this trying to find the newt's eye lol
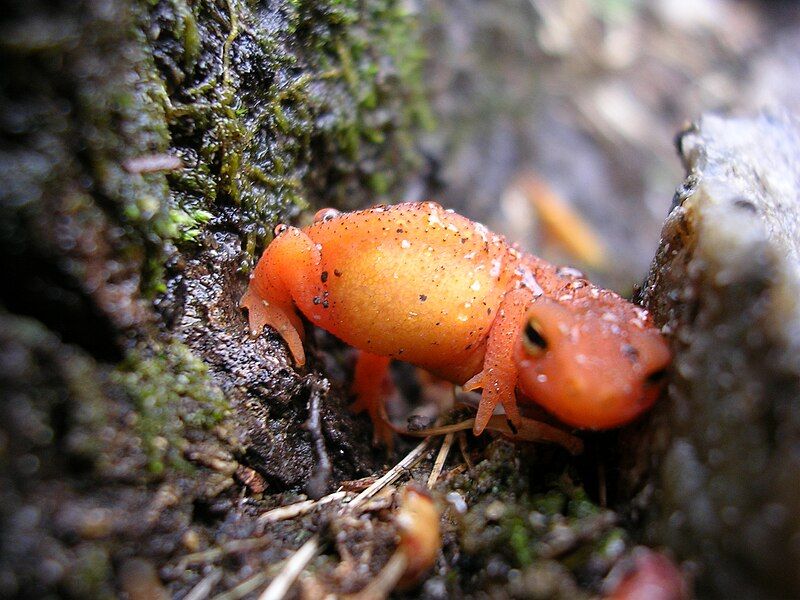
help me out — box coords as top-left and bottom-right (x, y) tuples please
(522, 318), (548, 356)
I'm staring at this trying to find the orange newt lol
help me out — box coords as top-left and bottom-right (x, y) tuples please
(241, 202), (670, 446)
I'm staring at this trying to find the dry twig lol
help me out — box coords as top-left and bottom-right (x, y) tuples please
(184, 570), (223, 600)
(257, 491), (350, 526)
(255, 438), (435, 599)
(257, 537), (320, 600)
(427, 433), (454, 488)
(349, 438), (435, 509)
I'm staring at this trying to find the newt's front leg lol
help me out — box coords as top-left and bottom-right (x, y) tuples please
(465, 288), (532, 435)
(241, 226), (323, 366)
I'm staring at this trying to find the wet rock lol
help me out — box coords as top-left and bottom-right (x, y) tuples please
(0, 0), (174, 356)
(162, 230), (379, 492)
(2, 0), (430, 595)
(622, 112), (800, 598)
(0, 311), (245, 598)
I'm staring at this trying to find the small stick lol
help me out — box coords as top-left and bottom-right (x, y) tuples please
(177, 537), (271, 569)
(427, 433), (454, 488)
(347, 552), (408, 600)
(257, 491), (350, 525)
(511, 173), (609, 270)
(184, 570), (223, 600)
(256, 439), (435, 599)
(305, 376), (333, 497)
(387, 415), (583, 455)
(211, 572), (269, 600)
(257, 537), (319, 600)
(349, 438), (435, 509)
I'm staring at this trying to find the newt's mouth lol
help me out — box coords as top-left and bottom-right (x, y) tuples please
(516, 363), (667, 431)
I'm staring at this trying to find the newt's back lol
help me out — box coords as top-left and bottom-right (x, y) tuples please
(305, 202), (520, 381)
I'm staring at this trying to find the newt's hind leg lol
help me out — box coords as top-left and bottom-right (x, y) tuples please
(241, 226), (322, 366)
(351, 351), (394, 447)
(465, 288), (532, 435)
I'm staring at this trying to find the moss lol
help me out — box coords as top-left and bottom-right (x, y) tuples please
(2, 0), (430, 333)
(112, 340), (230, 475)
(442, 441), (630, 595)
(531, 489), (566, 516)
(61, 546), (114, 600)
(147, 0), (431, 265)
(567, 486), (601, 519)
(3, 0), (431, 596)
(597, 528), (627, 560)
(504, 514), (535, 568)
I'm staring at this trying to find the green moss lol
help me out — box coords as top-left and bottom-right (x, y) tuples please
(178, 2), (201, 70)
(3, 0), (431, 322)
(504, 514), (535, 567)
(146, 0), (431, 266)
(112, 341), (230, 475)
(598, 529), (627, 559)
(444, 441), (631, 594)
(533, 489), (568, 516)
(61, 546), (114, 600)
(567, 487), (600, 519)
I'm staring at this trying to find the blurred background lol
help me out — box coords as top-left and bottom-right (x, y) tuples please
(409, 0), (800, 290)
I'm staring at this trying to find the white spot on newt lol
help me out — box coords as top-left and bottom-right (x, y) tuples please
(518, 268), (544, 297)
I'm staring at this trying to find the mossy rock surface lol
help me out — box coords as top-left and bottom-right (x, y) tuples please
(1, 0), (428, 596)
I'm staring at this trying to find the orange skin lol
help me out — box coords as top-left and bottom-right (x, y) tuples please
(241, 202), (670, 444)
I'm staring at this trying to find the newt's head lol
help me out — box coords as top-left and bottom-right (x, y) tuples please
(514, 295), (670, 429)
